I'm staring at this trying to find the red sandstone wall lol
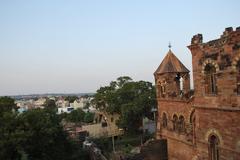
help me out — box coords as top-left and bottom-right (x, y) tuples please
(157, 100), (195, 159)
(188, 27), (240, 108)
(188, 27), (240, 160)
(167, 138), (196, 160)
(155, 27), (240, 160)
(195, 108), (240, 160)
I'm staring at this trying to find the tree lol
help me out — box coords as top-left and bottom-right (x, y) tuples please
(0, 101), (90, 160)
(0, 97), (21, 159)
(116, 81), (156, 133)
(18, 109), (72, 160)
(92, 76), (133, 113)
(43, 98), (56, 110)
(0, 96), (17, 113)
(93, 77), (156, 133)
(83, 101), (90, 110)
(66, 108), (85, 123)
(83, 112), (94, 123)
(0, 111), (23, 159)
(65, 96), (78, 103)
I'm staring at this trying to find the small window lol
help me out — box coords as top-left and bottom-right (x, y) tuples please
(190, 111), (196, 144)
(209, 135), (220, 160)
(101, 122), (108, 127)
(67, 107), (74, 112)
(237, 61), (240, 95)
(160, 84), (166, 98)
(204, 64), (217, 95)
(172, 114), (178, 131)
(162, 113), (167, 128)
(178, 115), (185, 133)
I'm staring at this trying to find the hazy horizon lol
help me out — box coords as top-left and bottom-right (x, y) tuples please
(1, 0), (240, 96)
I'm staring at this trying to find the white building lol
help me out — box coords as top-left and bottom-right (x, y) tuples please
(57, 106), (74, 114)
(56, 99), (70, 108)
(34, 98), (46, 108)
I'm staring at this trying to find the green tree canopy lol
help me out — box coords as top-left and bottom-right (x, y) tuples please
(65, 108), (85, 123)
(43, 98), (56, 111)
(92, 76), (156, 133)
(83, 112), (94, 123)
(0, 99), (90, 160)
(65, 96), (78, 103)
(18, 109), (72, 160)
(0, 96), (17, 113)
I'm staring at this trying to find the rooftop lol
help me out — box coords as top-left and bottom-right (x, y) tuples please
(154, 50), (189, 75)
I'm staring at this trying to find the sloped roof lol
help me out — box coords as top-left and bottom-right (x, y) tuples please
(154, 50), (189, 75)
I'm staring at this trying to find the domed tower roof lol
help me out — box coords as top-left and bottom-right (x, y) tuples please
(154, 49), (189, 75)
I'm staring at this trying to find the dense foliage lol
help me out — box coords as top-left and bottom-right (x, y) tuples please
(65, 96), (78, 103)
(43, 98), (57, 110)
(0, 97), (90, 160)
(64, 108), (86, 122)
(0, 96), (17, 113)
(83, 112), (95, 123)
(60, 108), (94, 123)
(92, 76), (156, 133)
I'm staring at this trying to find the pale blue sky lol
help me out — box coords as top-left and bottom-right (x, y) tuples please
(0, 0), (240, 96)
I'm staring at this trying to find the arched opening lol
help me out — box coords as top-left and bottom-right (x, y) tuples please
(180, 77), (184, 92)
(172, 114), (178, 131)
(160, 84), (166, 98)
(178, 115), (185, 133)
(237, 61), (240, 95)
(174, 74), (182, 96)
(190, 111), (196, 144)
(162, 112), (167, 128)
(209, 135), (220, 160)
(204, 64), (217, 95)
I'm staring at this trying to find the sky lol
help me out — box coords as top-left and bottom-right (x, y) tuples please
(0, 0), (240, 96)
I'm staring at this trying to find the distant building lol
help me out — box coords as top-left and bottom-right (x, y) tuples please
(155, 27), (240, 159)
(57, 106), (74, 114)
(33, 97), (46, 108)
(142, 117), (156, 134)
(56, 99), (69, 108)
(81, 111), (123, 138)
(70, 97), (88, 109)
(16, 99), (34, 110)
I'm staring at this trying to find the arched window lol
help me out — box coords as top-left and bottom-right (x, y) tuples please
(162, 113), (167, 128)
(172, 114), (178, 131)
(204, 64), (217, 94)
(180, 77), (184, 93)
(190, 111), (196, 144)
(209, 135), (220, 160)
(160, 84), (166, 97)
(174, 74), (184, 96)
(178, 115), (185, 133)
(237, 61), (240, 95)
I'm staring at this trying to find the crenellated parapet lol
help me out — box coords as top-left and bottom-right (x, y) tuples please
(188, 26), (240, 105)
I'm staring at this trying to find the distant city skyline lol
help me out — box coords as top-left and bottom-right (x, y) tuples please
(0, 0), (240, 96)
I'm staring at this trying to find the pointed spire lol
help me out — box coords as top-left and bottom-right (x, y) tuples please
(168, 42), (172, 50)
(154, 49), (189, 75)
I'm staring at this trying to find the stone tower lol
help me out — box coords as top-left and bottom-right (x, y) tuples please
(154, 27), (240, 160)
(154, 49), (194, 159)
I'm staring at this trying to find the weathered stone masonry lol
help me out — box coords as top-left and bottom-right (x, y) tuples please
(154, 27), (240, 160)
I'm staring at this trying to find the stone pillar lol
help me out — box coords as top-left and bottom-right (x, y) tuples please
(183, 73), (190, 94)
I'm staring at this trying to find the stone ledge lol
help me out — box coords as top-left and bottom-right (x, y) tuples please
(193, 105), (240, 111)
(197, 140), (240, 154)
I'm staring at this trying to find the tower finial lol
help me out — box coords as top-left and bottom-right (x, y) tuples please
(168, 42), (172, 50)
